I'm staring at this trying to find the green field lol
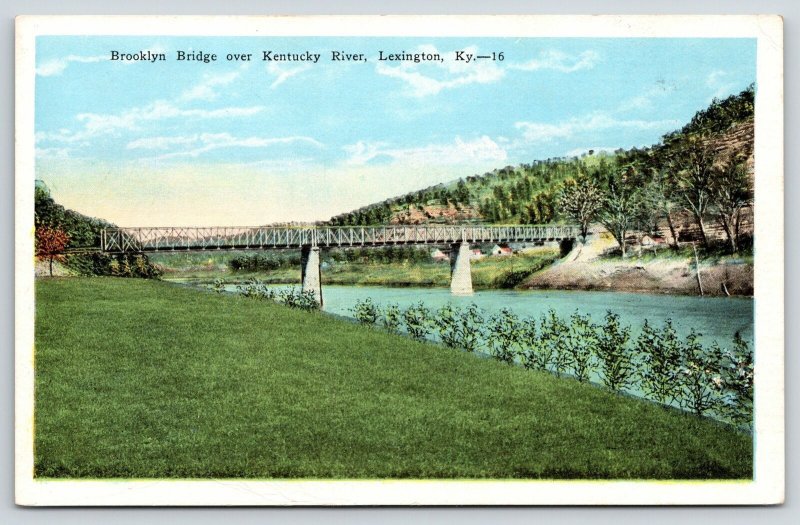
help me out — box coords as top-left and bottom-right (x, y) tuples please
(154, 250), (560, 289)
(34, 278), (752, 479)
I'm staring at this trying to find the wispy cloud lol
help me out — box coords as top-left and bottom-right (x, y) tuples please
(130, 133), (323, 160)
(36, 54), (106, 77)
(705, 70), (739, 100)
(178, 71), (241, 102)
(616, 80), (678, 113)
(266, 62), (312, 89)
(376, 45), (504, 97)
(509, 50), (599, 73)
(344, 135), (507, 166)
(515, 113), (680, 143)
(37, 102), (266, 145)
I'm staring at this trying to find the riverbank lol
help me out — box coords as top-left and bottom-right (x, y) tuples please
(35, 277), (751, 479)
(522, 235), (753, 297)
(157, 250), (560, 290)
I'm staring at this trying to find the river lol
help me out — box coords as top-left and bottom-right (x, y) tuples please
(218, 283), (753, 348)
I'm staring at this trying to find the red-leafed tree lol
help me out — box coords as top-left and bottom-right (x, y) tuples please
(35, 226), (69, 276)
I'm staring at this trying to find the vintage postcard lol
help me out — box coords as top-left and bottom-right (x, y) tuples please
(15, 15), (784, 505)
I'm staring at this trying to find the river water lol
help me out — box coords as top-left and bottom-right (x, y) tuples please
(219, 283), (753, 349)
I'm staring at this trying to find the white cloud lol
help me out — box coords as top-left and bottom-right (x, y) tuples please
(616, 81), (679, 113)
(36, 54), (106, 77)
(376, 45), (504, 97)
(343, 135), (507, 166)
(35, 147), (72, 159)
(705, 70), (738, 99)
(178, 71), (240, 102)
(515, 113), (680, 143)
(131, 133), (324, 160)
(509, 50), (599, 73)
(37, 102), (266, 144)
(266, 63), (312, 89)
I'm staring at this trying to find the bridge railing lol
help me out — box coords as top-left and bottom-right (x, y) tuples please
(101, 224), (579, 253)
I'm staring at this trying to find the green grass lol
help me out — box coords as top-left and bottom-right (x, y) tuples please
(34, 277), (752, 479)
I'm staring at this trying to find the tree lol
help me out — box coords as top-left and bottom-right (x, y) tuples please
(710, 157), (753, 253)
(35, 226), (70, 276)
(559, 175), (602, 241)
(670, 135), (716, 246)
(597, 167), (642, 257)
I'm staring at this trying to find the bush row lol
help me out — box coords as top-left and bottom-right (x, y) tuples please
(350, 299), (753, 429)
(213, 278), (320, 312)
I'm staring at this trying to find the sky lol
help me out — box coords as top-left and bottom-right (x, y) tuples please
(34, 36), (756, 226)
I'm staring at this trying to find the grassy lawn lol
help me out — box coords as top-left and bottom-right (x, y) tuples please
(34, 278), (752, 479)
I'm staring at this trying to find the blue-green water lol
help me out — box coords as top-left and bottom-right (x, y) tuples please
(221, 283), (753, 349)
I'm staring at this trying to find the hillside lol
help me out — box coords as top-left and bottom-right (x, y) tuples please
(327, 85), (755, 254)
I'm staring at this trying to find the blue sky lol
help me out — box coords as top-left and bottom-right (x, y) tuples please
(34, 36), (756, 226)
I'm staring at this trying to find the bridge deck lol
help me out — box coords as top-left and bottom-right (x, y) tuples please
(101, 225), (579, 253)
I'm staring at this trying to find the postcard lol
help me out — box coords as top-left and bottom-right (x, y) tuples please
(15, 15), (784, 505)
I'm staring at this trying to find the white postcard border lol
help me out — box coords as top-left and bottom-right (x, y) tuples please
(15, 14), (785, 506)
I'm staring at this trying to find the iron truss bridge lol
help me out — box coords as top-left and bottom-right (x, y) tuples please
(101, 224), (580, 253)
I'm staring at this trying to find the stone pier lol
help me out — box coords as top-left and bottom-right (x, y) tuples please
(449, 242), (474, 295)
(300, 245), (323, 306)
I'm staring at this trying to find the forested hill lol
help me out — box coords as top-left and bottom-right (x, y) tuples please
(327, 85), (755, 231)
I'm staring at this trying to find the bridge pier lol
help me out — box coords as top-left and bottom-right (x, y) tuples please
(300, 245), (323, 306)
(449, 242), (473, 295)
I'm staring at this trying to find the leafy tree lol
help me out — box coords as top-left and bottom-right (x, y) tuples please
(559, 175), (602, 241)
(597, 166), (642, 257)
(35, 226), (70, 276)
(669, 135), (716, 246)
(710, 157), (753, 253)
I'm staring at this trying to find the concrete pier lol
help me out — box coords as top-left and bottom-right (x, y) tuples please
(300, 245), (323, 306)
(449, 242), (474, 295)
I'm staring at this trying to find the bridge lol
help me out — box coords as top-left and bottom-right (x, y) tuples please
(101, 224), (579, 303)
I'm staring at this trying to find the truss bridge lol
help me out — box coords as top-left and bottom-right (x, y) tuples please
(101, 224), (579, 303)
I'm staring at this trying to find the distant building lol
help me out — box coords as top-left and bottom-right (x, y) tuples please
(491, 244), (513, 256)
(470, 249), (484, 260)
(431, 248), (449, 262)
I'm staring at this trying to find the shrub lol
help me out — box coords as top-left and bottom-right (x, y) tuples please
(381, 303), (402, 334)
(518, 318), (550, 371)
(636, 320), (683, 405)
(236, 278), (274, 300)
(594, 312), (634, 392)
(352, 298), (381, 326)
(432, 303), (485, 353)
(403, 302), (433, 341)
(487, 308), (523, 364)
(541, 310), (570, 377)
(677, 330), (724, 416)
(211, 278), (227, 294)
(564, 311), (597, 382)
(279, 287), (320, 311)
(716, 333), (754, 428)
